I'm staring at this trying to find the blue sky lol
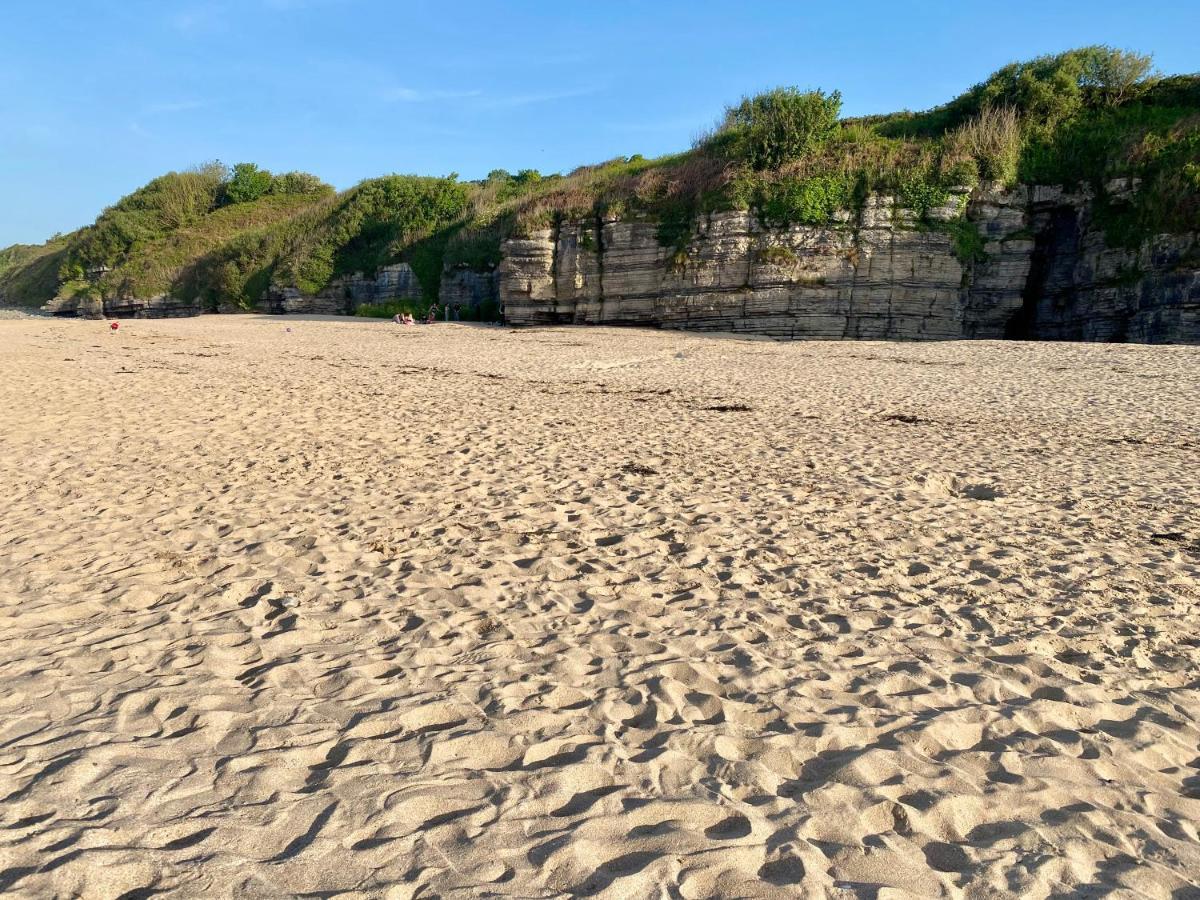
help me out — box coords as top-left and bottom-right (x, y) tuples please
(2, 0), (1197, 246)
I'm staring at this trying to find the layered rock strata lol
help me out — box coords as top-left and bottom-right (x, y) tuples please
(500, 189), (1032, 339)
(43, 293), (201, 318)
(500, 187), (1198, 343)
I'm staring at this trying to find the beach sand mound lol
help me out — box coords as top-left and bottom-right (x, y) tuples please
(1, 317), (1198, 897)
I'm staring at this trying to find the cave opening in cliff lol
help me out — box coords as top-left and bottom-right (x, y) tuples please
(1005, 207), (1079, 340)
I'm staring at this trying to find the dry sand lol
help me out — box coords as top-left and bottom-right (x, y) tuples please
(1, 316), (1199, 898)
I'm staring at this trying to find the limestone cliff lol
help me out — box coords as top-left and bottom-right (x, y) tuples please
(499, 186), (1199, 343)
(40, 185), (1197, 343)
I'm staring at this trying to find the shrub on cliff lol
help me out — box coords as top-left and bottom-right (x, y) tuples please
(224, 163), (274, 204)
(53, 161), (330, 288)
(706, 88), (842, 170)
(1020, 100), (1200, 241)
(1077, 47), (1158, 108)
(310, 174), (469, 279)
(269, 171), (333, 197)
(989, 47), (1156, 128)
(753, 173), (855, 226)
(876, 47), (1158, 139)
(943, 105), (1023, 185)
(222, 165), (332, 205)
(897, 175), (952, 218)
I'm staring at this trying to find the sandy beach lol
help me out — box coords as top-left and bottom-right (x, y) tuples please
(1, 316), (1198, 898)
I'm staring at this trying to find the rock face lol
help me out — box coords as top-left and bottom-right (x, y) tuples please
(500, 190), (1026, 339)
(323, 263), (423, 307)
(500, 187), (1199, 343)
(260, 265), (500, 317)
(261, 263), (424, 315)
(440, 268), (500, 313)
(42, 295), (103, 318)
(1011, 185), (1200, 343)
(261, 285), (346, 316)
(43, 293), (201, 319)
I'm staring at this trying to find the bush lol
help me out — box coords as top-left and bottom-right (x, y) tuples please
(151, 162), (228, 228)
(0, 238), (70, 306)
(897, 175), (950, 217)
(1142, 75), (1200, 109)
(443, 226), (506, 271)
(756, 174), (854, 226)
(288, 175), (468, 283)
(943, 219), (988, 265)
(757, 245), (797, 265)
(269, 171), (333, 197)
(1077, 46), (1157, 107)
(225, 163), (274, 204)
(940, 157), (980, 189)
(874, 47), (1159, 139)
(944, 106), (1023, 185)
(706, 88), (842, 170)
(655, 200), (697, 249)
(295, 244), (334, 295)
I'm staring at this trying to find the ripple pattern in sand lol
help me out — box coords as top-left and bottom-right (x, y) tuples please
(1, 319), (1199, 897)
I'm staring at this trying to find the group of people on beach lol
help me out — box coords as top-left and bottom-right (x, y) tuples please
(392, 302), (464, 325)
(392, 307), (438, 325)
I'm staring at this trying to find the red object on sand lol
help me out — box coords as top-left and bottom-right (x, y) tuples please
(110, 322), (119, 330)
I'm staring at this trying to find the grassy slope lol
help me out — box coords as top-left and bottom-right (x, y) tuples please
(0, 238), (72, 306)
(107, 193), (329, 301)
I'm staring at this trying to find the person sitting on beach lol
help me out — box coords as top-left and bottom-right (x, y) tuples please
(425, 305), (438, 324)
(402, 312), (415, 325)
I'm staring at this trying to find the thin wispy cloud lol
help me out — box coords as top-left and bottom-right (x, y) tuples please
(174, 0), (337, 25)
(142, 100), (210, 116)
(479, 86), (605, 110)
(380, 86), (483, 103)
(432, 50), (595, 71)
(374, 80), (605, 110)
(376, 84), (605, 110)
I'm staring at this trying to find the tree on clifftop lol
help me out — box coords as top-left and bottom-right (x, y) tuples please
(225, 162), (274, 204)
